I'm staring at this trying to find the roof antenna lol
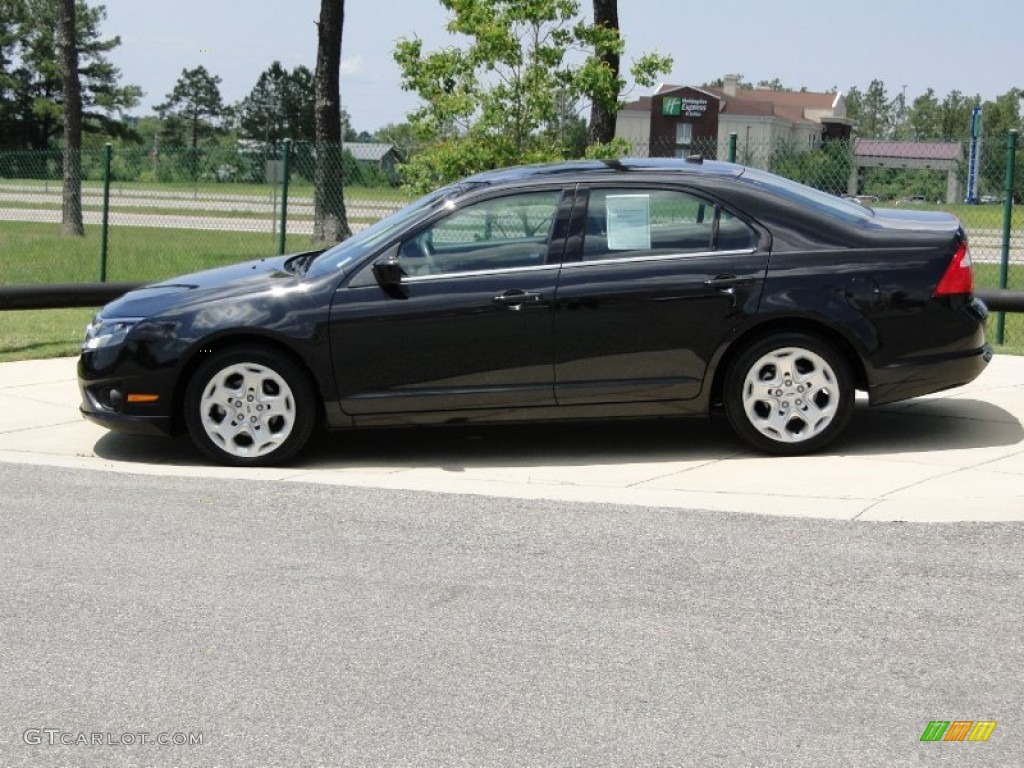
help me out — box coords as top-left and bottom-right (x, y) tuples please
(686, 154), (704, 164)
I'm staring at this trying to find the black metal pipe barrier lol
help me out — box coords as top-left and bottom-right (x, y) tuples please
(0, 283), (143, 311)
(976, 289), (1024, 313)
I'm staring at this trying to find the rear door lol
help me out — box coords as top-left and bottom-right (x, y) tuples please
(553, 184), (768, 405)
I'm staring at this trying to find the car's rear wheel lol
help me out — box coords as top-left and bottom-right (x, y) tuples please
(184, 345), (316, 466)
(724, 333), (853, 455)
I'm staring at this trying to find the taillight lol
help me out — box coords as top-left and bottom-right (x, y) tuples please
(933, 241), (973, 296)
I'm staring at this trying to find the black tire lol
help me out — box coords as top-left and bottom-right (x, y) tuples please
(723, 333), (854, 455)
(184, 345), (317, 466)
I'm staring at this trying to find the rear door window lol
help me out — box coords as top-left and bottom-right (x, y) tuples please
(580, 188), (757, 261)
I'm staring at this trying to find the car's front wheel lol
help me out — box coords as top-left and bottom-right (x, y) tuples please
(184, 345), (316, 466)
(724, 333), (854, 455)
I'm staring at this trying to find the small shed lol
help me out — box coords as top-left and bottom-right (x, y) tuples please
(345, 142), (401, 183)
(850, 140), (964, 203)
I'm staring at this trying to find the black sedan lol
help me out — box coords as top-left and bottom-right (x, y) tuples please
(79, 158), (991, 466)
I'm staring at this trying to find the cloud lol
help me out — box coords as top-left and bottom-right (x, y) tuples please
(339, 55), (366, 76)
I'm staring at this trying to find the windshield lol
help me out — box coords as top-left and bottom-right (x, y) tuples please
(738, 167), (875, 224)
(307, 185), (461, 276)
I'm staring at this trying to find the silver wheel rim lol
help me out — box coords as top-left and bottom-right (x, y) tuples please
(741, 347), (840, 444)
(198, 362), (297, 459)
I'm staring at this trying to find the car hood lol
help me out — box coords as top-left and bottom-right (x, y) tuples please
(100, 254), (306, 318)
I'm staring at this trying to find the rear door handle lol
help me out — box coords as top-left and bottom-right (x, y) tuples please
(493, 290), (544, 309)
(704, 275), (755, 289)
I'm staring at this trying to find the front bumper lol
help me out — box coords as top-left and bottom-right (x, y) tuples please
(79, 404), (173, 437)
(78, 352), (178, 437)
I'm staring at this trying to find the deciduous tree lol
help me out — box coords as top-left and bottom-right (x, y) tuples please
(57, 0), (83, 235)
(312, 0), (351, 244)
(907, 88), (941, 140)
(394, 0), (670, 189)
(857, 79), (893, 139)
(586, 0), (619, 145)
(940, 90), (976, 141)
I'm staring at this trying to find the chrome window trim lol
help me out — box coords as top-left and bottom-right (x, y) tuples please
(401, 263), (562, 283)
(561, 248), (758, 269)
(398, 249), (759, 281)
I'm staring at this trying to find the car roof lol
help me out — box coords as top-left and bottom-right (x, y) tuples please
(460, 157), (746, 186)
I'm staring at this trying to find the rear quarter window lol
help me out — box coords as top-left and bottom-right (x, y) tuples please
(739, 168), (874, 225)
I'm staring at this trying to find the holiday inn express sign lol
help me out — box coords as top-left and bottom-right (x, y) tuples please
(662, 96), (710, 117)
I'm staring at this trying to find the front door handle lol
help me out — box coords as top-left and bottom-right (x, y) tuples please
(704, 275), (755, 289)
(493, 290), (544, 310)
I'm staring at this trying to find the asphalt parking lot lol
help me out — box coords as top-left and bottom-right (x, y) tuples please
(2, 355), (1023, 766)
(1, 354), (1022, 522)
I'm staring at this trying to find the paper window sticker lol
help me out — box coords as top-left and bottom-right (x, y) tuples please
(605, 194), (651, 250)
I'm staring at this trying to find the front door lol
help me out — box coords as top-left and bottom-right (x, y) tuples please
(330, 188), (569, 415)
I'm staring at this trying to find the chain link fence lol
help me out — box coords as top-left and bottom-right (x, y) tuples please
(0, 143), (413, 284)
(1, 135), (1020, 337)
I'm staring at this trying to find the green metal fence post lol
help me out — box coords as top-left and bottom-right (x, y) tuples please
(100, 143), (112, 282)
(996, 129), (1017, 345)
(728, 133), (738, 163)
(278, 139), (292, 255)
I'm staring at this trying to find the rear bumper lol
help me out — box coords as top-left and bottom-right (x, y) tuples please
(868, 343), (992, 406)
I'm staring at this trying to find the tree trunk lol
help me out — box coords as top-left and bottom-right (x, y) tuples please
(58, 0), (84, 236)
(312, 0), (351, 245)
(587, 0), (620, 146)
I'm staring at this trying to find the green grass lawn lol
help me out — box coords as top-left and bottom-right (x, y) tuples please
(0, 220), (319, 284)
(0, 307), (94, 361)
(913, 202), (1021, 231)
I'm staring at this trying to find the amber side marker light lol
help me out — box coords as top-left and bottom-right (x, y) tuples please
(126, 394), (160, 404)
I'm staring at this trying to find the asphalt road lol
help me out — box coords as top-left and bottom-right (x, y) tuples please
(0, 462), (1021, 767)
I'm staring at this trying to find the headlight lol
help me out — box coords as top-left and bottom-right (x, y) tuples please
(82, 316), (143, 350)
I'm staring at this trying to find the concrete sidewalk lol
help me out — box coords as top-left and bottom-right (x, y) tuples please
(0, 355), (1022, 523)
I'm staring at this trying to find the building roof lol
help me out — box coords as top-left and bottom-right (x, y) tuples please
(652, 82), (840, 126)
(854, 140), (963, 161)
(704, 86), (838, 111)
(655, 84), (720, 100)
(346, 142), (397, 161)
(620, 96), (653, 113)
(719, 99), (776, 118)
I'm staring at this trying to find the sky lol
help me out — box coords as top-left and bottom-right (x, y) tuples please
(94, 0), (1023, 134)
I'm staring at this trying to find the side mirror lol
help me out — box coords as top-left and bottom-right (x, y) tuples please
(372, 255), (404, 287)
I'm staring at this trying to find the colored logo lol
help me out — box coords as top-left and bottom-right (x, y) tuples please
(920, 720), (996, 742)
